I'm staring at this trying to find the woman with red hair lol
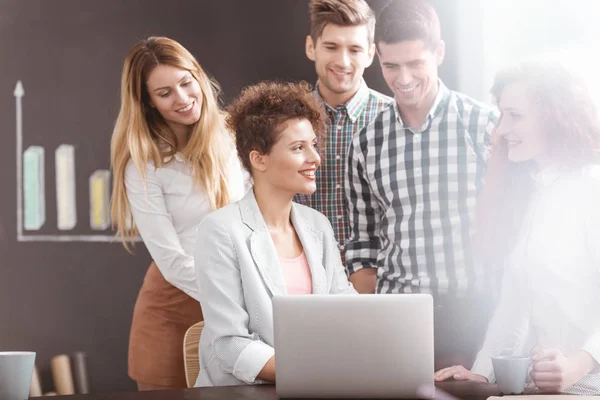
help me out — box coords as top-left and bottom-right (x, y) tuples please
(435, 60), (600, 394)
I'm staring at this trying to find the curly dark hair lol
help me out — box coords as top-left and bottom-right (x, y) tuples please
(227, 81), (328, 174)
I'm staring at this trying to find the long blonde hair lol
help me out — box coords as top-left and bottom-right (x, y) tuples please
(110, 36), (232, 250)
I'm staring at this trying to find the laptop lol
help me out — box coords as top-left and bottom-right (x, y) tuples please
(273, 294), (434, 399)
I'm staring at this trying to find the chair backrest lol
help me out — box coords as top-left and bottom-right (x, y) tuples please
(183, 321), (204, 388)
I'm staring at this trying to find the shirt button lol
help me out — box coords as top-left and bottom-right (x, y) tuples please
(416, 204), (424, 211)
(336, 155), (341, 160)
(338, 244), (344, 250)
(337, 126), (342, 131)
(337, 215), (342, 220)
(415, 169), (421, 176)
(336, 184), (341, 189)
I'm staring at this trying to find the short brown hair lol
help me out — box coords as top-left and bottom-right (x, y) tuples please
(309, 0), (376, 44)
(227, 81), (328, 174)
(375, 0), (441, 50)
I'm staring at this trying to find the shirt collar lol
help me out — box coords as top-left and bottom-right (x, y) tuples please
(314, 79), (370, 123)
(159, 144), (186, 163)
(394, 79), (450, 129)
(173, 152), (186, 163)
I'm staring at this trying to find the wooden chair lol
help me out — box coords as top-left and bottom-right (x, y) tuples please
(183, 321), (205, 388)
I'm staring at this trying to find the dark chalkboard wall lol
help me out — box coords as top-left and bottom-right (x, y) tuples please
(0, 0), (458, 392)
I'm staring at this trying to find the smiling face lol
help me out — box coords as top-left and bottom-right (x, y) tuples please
(145, 64), (203, 136)
(251, 118), (321, 196)
(495, 81), (548, 165)
(306, 23), (375, 105)
(377, 39), (443, 114)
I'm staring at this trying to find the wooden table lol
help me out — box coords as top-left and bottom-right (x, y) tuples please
(50, 381), (533, 400)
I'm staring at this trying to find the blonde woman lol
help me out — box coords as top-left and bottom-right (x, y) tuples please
(110, 36), (245, 391)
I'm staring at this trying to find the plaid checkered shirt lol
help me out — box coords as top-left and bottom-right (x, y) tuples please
(295, 80), (393, 253)
(345, 81), (498, 296)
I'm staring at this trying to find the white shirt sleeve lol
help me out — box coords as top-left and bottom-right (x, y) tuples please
(125, 161), (200, 300)
(581, 169), (600, 365)
(471, 262), (531, 382)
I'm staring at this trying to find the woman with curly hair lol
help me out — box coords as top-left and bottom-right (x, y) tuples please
(435, 59), (600, 394)
(193, 81), (356, 387)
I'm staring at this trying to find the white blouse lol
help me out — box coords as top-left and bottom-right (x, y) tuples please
(125, 149), (247, 301)
(471, 165), (600, 395)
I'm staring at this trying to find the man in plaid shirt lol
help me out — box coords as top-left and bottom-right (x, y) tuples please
(345, 0), (499, 370)
(295, 0), (393, 258)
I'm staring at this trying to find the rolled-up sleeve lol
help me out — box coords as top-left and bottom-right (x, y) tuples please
(344, 125), (382, 276)
(195, 214), (273, 384)
(471, 264), (530, 382)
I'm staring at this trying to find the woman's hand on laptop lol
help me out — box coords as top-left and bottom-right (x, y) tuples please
(434, 365), (488, 382)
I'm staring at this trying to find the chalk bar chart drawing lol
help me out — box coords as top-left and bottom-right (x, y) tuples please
(23, 146), (45, 230)
(56, 144), (77, 230)
(89, 170), (111, 231)
(15, 81), (141, 243)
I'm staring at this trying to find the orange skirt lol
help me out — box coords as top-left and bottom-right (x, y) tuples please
(128, 262), (203, 388)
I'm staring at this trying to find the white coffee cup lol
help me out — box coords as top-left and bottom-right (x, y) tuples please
(0, 352), (36, 400)
(491, 355), (531, 395)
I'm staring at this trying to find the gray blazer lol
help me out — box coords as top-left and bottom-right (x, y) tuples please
(194, 190), (355, 387)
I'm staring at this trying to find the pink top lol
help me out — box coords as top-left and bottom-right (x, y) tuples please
(278, 252), (313, 294)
